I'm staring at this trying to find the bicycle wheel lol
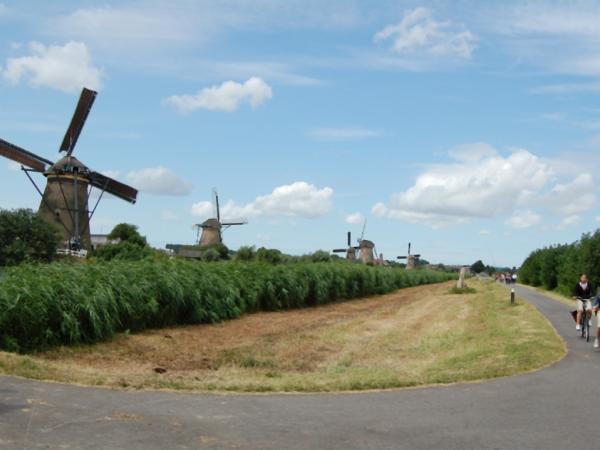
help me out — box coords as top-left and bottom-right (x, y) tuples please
(587, 313), (591, 342)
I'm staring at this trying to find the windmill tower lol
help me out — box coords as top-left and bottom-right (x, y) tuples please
(196, 189), (247, 247)
(397, 242), (421, 270)
(0, 88), (138, 253)
(332, 231), (359, 261)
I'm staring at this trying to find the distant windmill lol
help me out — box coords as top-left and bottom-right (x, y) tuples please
(196, 189), (247, 247)
(0, 88), (138, 253)
(332, 231), (359, 261)
(349, 219), (375, 264)
(397, 242), (421, 270)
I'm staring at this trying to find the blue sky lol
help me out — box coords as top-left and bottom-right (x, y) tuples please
(1, 0), (600, 267)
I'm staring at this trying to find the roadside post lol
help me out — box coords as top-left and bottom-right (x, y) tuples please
(510, 288), (515, 304)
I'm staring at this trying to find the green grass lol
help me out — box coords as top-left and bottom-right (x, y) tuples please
(0, 259), (455, 352)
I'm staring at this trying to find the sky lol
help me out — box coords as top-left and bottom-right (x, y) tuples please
(1, 0), (599, 267)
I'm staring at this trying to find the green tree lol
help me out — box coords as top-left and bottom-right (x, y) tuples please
(256, 247), (284, 264)
(94, 223), (151, 261)
(470, 260), (486, 274)
(107, 223), (147, 246)
(234, 246), (256, 261)
(0, 209), (60, 266)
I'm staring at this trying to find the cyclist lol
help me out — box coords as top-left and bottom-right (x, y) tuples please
(573, 274), (594, 334)
(593, 294), (600, 348)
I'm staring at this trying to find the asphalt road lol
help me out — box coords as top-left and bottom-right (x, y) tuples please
(0, 285), (596, 450)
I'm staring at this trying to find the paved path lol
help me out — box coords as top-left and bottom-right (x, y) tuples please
(0, 286), (597, 449)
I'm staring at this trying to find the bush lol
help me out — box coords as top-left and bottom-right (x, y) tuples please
(0, 208), (60, 266)
(93, 241), (154, 261)
(0, 260), (455, 352)
(235, 246), (255, 261)
(256, 247), (284, 264)
(310, 250), (331, 263)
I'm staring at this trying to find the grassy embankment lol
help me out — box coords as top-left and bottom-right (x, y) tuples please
(0, 279), (565, 392)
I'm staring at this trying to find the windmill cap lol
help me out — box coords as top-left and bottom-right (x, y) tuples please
(49, 155), (90, 174)
(200, 218), (221, 228)
(360, 239), (375, 248)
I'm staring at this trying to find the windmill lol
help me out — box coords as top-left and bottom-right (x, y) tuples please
(333, 220), (375, 264)
(332, 231), (359, 261)
(196, 189), (247, 247)
(397, 242), (421, 270)
(0, 88), (138, 253)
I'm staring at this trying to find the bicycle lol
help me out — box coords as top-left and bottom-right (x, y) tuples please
(574, 297), (593, 342)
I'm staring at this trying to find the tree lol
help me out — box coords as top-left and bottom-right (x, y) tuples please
(0, 209), (60, 266)
(256, 247), (284, 264)
(470, 260), (486, 274)
(107, 223), (147, 247)
(94, 223), (150, 261)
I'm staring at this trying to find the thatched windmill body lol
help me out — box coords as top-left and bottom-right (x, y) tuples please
(195, 189), (247, 247)
(0, 88), (138, 253)
(397, 242), (421, 270)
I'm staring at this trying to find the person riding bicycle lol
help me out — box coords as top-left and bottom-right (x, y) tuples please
(593, 294), (600, 349)
(573, 274), (595, 338)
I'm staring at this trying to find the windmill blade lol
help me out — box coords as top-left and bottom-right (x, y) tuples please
(0, 137), (53, 171)
(413, 254), (421, 258)
(408, 242), (411, 256)
(88, 171), (138, 203)
(347, 231), (351, 247)
(212, 188), (220, 222)
(397, 256), (408, 260)
(59, 88), (97, 155)
(359, 219), (367, 242)
(332, 249), (347, 253)
(221, 219), (248, 226)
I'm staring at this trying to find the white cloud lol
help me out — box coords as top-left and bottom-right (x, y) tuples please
(345, 212), (365, 225)
(558, 214), (581, 230)
(478, 229), (491, 235)
(50, 2), (362, 52)
(191, 181), (333, 219)
(2, 41), (102, 93)
(373, 146), (552, 227)
(497, 4), (600, 76)
(127, 167), (193, 196)
(547, 174), (596, 216)
(164, 77), (272, 113)
(191, 201), (213, 218)
(374, 7), (477, 60)
(309, 127), (383, 141)
(505, 210), (541, 229)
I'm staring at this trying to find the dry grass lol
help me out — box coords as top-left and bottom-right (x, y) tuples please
(0, 280), (565, 392)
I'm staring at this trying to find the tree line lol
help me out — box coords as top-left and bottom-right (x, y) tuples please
(519, 230), (600, 296)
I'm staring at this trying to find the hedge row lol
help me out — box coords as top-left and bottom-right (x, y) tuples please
(0, 260), (455, 352)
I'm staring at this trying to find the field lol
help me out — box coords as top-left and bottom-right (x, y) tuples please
(0, 280), (565, 392)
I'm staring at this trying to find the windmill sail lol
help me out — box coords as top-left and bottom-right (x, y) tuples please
(59, 88), (97, 155)
(0, 138), (53, 171)
(88, 171), (138, 203)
